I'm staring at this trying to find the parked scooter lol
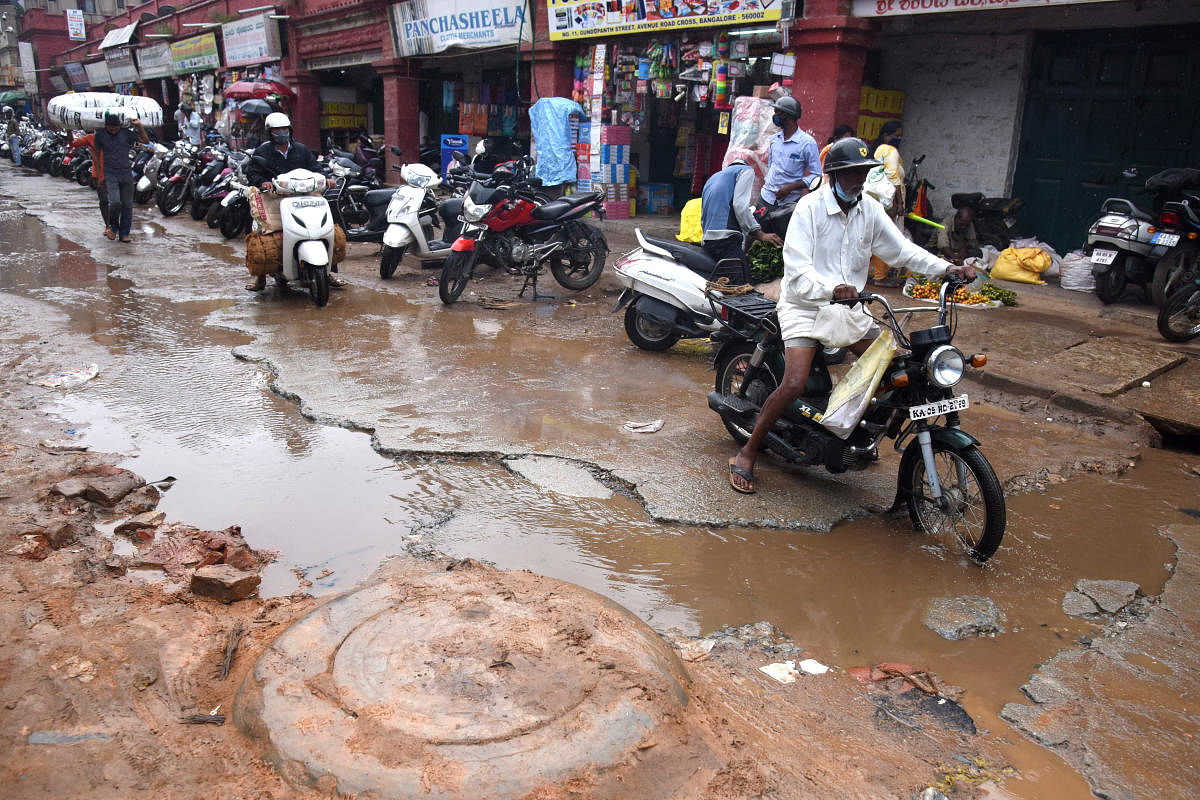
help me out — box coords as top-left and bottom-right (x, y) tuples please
(1087, 168), (1179, 304)
(379, 148), (466, 278)
(135, 142), (171, 204)
(707, 278), (1005, 562)
(259, 164), (339, 307)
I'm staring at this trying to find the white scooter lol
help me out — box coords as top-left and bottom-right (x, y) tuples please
(379, 161), (459, 278)
(267, 168), (337, 307)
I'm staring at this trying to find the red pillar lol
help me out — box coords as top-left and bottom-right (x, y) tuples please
(377, 60), (420, 173)
(282, 71), (321, 151)
(524, 1), (575, 102)
(787, 0), (876, 145)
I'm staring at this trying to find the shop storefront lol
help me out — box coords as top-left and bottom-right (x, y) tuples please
(136, 41), (176, 113)
(169, 31), (223, 137)
(546, 1), (789, 216)
(219, 12), (288, 150)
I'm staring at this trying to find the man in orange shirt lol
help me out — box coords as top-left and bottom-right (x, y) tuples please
(69, 131), (113, 238)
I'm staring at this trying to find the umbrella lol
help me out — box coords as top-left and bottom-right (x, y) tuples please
(238, 98), (276, 116)
(224, 80), (296, 101)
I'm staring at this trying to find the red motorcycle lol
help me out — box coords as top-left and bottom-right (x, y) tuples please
(438, 158), (609, 304)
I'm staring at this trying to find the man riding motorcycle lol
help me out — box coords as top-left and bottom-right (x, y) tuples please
(244, 112), (346, 292)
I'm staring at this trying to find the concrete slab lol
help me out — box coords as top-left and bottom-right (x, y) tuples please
(1116, 356), (1200, 436)
(1041, 337), (1187, 396)
(234, 564), (695, 799)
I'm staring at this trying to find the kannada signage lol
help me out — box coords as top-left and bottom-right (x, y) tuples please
(851, 0), (1120, 16)
(105, 48), (140, 84)
(546, 0), (780, 40)
(66, 8), (86, 42)
(64, 61), (89, 90)
(221, 12), (283, 67)
(388, 0), (531, 57)
(137, 42), (174, 80)
(19, 42), (38, 95)
(170, 32), (221, 74)
(84, 60), (112, 88)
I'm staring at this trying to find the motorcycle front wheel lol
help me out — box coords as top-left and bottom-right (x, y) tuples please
(158, 183), (187, 217)
(439, 249), (476, 305)
(134, 184), (155, 205)
(624, 302), (680, 351)
(220, 201), (248, 239)
(550, 222), (607, 291)
(1093, 258), (1127, 304)
(307, 263), (330, 308)
(75, 164), (91, 187)
(189, 195), (208, 221)
(48, 157), (63, 177)
(714, 342), (780, 445)
(380, 244), (405, 279)
(900, 441), (1005, 563)
(1157, 283), (1200, 342)
(205, 200), (224, 228)
(1151, 243), (1198, 307)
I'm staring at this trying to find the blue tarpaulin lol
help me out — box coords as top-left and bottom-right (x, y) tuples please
(529, 97), (585, 187)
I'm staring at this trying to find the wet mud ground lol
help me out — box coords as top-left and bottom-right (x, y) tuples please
(2, 168), (1200, 798)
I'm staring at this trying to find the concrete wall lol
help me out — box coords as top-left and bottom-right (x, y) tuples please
(876, 31), (1029, 203)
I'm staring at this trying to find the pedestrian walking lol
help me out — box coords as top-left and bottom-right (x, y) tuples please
(69, 130), (110, 236)
(94, 112), (150, 243)
(4, 106), (20, 166)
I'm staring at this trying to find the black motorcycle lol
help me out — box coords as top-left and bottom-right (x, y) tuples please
(950, 191), (1024, 250)
(707, 277), (1005, 562)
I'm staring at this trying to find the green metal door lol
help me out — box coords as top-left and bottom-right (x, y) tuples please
(1012, 26), (1200, 253)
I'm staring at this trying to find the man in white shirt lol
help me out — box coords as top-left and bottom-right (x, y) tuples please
(728, 138), (975, 494)
(173, 103), (203, 146)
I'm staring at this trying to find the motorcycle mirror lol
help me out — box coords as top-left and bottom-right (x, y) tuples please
(391, 145), (403, 157)
(1122, 167), (1139, 179)
(452, 151), (467, 164)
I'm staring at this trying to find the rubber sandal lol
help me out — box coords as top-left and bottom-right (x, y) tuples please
(728, 458), (756, 494)
(104, 229), (116, 240)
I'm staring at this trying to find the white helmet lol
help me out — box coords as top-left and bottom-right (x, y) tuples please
(264, 112), (291, 130)
(1, 106), (12, 116)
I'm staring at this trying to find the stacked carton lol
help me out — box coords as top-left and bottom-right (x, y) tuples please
(599, 125), (632, 219)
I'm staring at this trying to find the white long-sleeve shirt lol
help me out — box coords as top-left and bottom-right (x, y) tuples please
(777, 182), (950, 339)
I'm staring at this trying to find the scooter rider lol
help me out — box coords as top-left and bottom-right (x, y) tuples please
(701, 159), (783, 284)
(727, 138), (977, 494)
(245, 112), (346, 292)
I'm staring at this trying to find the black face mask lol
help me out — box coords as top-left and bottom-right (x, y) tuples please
(271, 130), (290, 145)
(772, 114), (784, 128)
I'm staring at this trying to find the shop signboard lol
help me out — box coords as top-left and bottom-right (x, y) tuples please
(84, 60), (113, 88)
(221, 13), (283, 67)
(64, 61), (89, 90)
(66, 9), (86, 42)
(546, 0), (780, 40)
(850, 0), (1119, 16)
(105, 48), (140, 85)
(388, 0), (531, 57)
(171, 33), (221, 74)
(19, 42), (38, 95)
(137, 42), (175, 80)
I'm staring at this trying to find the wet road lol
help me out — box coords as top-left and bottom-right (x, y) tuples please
(2, 168), (1198, 798)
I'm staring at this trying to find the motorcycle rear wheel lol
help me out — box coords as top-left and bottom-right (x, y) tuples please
(48, 157), (63, 177)
(380, 244), (405, 279)
(75, 165), (91, 187)
(220, 204), (248, 239)
(1157, 283), (1200, 342)
(439, 249), (475, 305)
(550, 223), (607, 291)
(714, 342), (780, 445)
(901, 442), (1005, 563)
(624, 303), (679, 351)
(158, 183), (187, 217)
(1093, 258), (1127, 304)
(1151, 243), (1198, 307)
(205, 200), (224, 228)
(189, 195), (208, 221)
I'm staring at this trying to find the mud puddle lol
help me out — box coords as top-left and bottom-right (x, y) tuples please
(3, 180), (1198, 798)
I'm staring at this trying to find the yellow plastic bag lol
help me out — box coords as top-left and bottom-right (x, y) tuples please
(818, 330), (898, 439)
(991, 247), (1051, 285)
(677, 197), (703, 243)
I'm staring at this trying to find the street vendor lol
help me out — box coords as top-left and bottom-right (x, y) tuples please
(759, 96), (821, 209)
(701, 159), (782, 284)
(936, 207), (982, 265)
(244, 112), (345, 292)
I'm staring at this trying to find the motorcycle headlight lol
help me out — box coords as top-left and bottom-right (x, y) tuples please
(462, 196), (492, 222)
(926, 345), (966, 388)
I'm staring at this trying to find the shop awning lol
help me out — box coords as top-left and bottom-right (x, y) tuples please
(100, 21), (139, 50)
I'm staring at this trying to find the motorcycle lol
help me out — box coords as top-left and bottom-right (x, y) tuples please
(438, 157), (609, 304)
(611, 202), (795, 351)
(157, 141), (200, 217)
(135, 142), (171, 204)
(259, 164), (339, 307)
(949, 191), (1023, 251)
(1144, 168), (1200, 306)
(218, 178), (253, 240)
(707, 277), (1005, 562)
(379, 149), (468, 278)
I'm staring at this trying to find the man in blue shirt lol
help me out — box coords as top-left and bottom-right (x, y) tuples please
(94, 111), (150, 242)
(701, 160), (782, 283)
(759, 96), (821, 208)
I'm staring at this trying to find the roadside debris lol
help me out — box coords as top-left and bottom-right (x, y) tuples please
(623, 419), (664, 433)
(759, 660), (801, 684)
(30, 363), (99, 389)
(216, 622), (245, 680)
(923, 595), (1007, 641)
(190, 564), (262, 604)
(1062, 578), (1141, 617)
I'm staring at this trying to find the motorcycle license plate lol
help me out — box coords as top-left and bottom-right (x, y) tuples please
(1151, 232), (1180, 246)
(909, 395), (969, 421)
(1090, 248), (1118, 265)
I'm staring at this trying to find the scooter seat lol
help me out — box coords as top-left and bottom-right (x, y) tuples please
(641, 234), (718, 277)
(365, 188), (394, 207)
(531, 191), (603, 220)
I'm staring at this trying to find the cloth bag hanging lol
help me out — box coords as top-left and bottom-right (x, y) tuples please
(810, 302), (875, 348)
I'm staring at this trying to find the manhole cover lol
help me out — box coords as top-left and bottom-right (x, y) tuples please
(234, 562), (690, 798)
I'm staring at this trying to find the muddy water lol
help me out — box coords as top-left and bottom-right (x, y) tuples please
(2, 177), (1198, 797)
